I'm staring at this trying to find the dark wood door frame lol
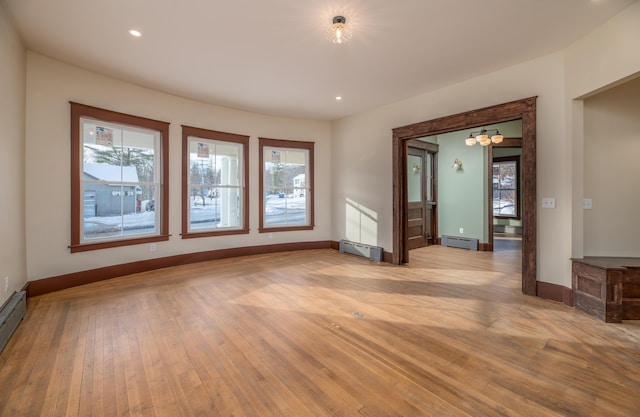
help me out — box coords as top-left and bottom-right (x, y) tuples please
(392, 97), (537, 296)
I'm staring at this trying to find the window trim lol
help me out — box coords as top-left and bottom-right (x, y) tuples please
(258, 137), (314, 233)
(492, 156), (521, 220)
(181, 125), (250, 238)
(70, 102), (170, 253)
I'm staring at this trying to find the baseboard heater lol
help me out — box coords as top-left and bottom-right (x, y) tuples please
(441, 235), (478, 251)
(339, 239), (383, 262)
(0, 291), (26, 354)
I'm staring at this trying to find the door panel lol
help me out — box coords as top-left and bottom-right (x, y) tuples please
(407, 149), (426, 250)
(407, 205), (425, 249)
(406, 145), (437, 250)
(425, 152), (436, 245)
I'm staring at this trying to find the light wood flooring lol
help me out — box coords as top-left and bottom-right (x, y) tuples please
(1, 246), (639, 416)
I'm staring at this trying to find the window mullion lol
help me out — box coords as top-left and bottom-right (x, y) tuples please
(71, 102), (169, 252)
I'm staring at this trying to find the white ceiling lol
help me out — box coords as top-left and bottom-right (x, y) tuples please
(4, 0), (637, 120)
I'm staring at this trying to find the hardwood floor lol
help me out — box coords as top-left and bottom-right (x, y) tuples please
(1, 246), (639, 416)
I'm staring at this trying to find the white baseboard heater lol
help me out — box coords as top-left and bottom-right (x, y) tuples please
(441, 235), (478, 251)
(0, 291), (26, 354)
(339, 239), (383, 262)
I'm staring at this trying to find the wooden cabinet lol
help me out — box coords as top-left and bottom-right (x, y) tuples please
(572, 257), (640, 323)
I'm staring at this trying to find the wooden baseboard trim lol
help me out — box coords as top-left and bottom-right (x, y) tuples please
(382, 251), (393, 263)
(27, 241), (332, 298)
(478, 243), (493, 252)
(26, 240), (573, 310)
(434, 238), (492, 252)
(537, 281), (574, 307)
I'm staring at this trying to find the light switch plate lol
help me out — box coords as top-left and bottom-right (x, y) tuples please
(542, 198), (556, 209)
(583, 198), (593, 210)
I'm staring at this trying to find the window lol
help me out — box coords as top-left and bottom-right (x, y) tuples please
(182, 126), (249, 238)
(70, 102), (169, 253)
(259, 138), (314, 232)
(492, 156), (520, 219)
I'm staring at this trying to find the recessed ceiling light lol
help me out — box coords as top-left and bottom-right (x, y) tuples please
(336, 96), (343, 101)
(129, 29), (142, 37)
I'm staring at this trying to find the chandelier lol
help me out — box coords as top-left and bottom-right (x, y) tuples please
(326, 16), (352, 44)
(465, 128), (504, 146)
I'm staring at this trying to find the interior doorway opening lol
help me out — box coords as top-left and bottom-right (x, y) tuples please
(392, 97), (537, 296)
(406, 139), (438, 250)
(493, 145), (523, 253)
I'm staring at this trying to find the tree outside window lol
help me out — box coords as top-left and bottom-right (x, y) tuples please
(70, 102), (169, 253)
(181, 126), (249, 238)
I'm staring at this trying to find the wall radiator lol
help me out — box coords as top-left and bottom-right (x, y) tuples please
(0, 291), (26, 354)
(441, 235), (478, 251)
(339, 239), (383, 262)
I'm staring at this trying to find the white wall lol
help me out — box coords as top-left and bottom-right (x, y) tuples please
(565, 1), (640, 100)
(566, 1), (640, 262)
(25, 53), (332, 281)
(0, 1), (27, 305)
(16, 1), (640, 289)
(332, 2), (640, 288)
(583, 77), (640, 256)
(332, 51), (567, 284)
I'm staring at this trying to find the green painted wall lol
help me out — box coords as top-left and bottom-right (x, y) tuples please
(419, 120), (522, 243)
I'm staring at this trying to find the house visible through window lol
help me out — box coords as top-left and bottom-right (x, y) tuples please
(70, 102), (169, 252)
(182, 126), (249, 238)
(492, 156), (520, 219)
(259, 138), (314, 232)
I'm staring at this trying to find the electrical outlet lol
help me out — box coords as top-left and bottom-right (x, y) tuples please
(542, 198), (556, 209)
(583, 198), (593, 210)
(150, 243), (157, 252)
(4, 276), (8, 292)
(459, 227), (464, 234)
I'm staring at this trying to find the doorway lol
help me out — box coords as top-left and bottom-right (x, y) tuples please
(392, 97), (537, 296)
(406, 140), (438, 250)
(492, 145), (523, 253)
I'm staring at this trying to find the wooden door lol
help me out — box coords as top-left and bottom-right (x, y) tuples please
(425, 151), (436, 245)
(406, 145), (437, 250)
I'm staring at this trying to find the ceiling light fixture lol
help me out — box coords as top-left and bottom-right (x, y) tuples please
(465, 128), (504, 146)
(326, 16), (352, 44)
(129, 29), (142, 37)
(336, 96), (343, 101)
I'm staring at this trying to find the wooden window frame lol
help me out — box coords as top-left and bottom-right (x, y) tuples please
(70, 102), (170, 253)
(258, 137), (314, 233)
(181, 125), (250, 239)
(492, 156), (521, 220)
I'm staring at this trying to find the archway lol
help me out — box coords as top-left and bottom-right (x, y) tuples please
(392, 97), (537, 295)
